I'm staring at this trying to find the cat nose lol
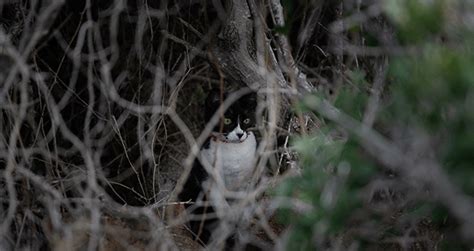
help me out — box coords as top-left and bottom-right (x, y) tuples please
(236, 132), (244, 139)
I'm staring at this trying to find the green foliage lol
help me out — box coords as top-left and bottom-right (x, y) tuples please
(277, 131), (377, 249)
(335, 70), (370, 120)
(385, 0), (445, 43)
(277, 0), (474, 249)
(386, 0), (474, 196)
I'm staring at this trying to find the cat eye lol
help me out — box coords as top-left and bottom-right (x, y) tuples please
(224, 118), (232, 125)
(243, 118), (250, 124)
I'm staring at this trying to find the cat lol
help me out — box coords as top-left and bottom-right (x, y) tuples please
(179, 89), (258, 247)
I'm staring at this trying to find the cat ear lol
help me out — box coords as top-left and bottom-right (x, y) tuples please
(205, 89), (224, 122)
(206, 88), (223, 105)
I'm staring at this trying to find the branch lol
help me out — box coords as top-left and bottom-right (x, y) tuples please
(269, 0), (314, 95)
(303, 96), (474, 244)
(212, 1), (287, 94)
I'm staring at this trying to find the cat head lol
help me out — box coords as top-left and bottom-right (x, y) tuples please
(205, 90), (257, 143)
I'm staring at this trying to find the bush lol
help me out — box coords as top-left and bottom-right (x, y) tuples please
(278, 0), (474, 249)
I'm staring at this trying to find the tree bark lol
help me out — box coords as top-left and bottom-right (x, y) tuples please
(212, 1), (269, 88)
(212, 0), (314, 104)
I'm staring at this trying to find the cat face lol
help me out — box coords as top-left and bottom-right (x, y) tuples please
(205, 90), (257, 143)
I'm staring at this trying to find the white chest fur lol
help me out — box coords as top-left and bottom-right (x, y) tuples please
(200, 132), (257, 191)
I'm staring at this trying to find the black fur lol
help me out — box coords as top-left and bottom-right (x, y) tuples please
(205, 90), (257, 134)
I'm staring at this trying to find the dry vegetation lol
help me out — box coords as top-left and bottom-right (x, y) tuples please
(1, 0), (473, 250)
